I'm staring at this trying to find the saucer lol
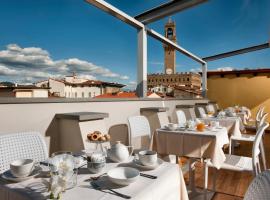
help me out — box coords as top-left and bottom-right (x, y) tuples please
(1, 166), (41, 182)
(164, 126), (180, 131)
(133, 158), (163, 170)
(215, 126), (223, 129)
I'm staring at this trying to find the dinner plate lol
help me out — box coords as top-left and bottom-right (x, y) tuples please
(133, 158), (163, 170)
(1, 166), (41, 182)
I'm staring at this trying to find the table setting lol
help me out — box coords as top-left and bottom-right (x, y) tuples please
(197, 109), (245, 137)
(153, 120), (229, 169)
(0, 139), (187, 200)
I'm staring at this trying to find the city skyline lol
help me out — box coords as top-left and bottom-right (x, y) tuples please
(0, 0), (270, 89)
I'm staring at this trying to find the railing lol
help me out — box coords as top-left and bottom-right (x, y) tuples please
(0, 97), (208, 153)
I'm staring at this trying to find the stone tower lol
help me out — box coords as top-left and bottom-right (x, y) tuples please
(164, 18), (177, 75)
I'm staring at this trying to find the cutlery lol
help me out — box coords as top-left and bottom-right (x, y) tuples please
(91, 181), (131, 199)
(90, 172), (107, 180)
(139, 173), (157, 179)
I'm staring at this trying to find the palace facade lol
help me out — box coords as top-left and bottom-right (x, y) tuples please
(147, 18), (202, 97)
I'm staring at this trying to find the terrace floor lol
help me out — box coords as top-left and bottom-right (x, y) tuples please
(182, 130), (270, 200)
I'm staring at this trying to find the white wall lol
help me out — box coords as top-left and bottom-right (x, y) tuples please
(15, 91), (32, 98)
(0, 99), (208, 152)
(33, 90), (49, 98)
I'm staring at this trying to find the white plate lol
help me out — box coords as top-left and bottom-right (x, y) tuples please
(107, 167), (139, 186)
(163, 126), (177, 131)
(216, 126), (223, 129)
(133, 158), (163, 170)
(1, 166), (41, 182)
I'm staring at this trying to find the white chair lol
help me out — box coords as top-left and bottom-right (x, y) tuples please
(244, 170), (270, 200)
(206, 104), (216, 114)
(157, 112), (170, 128)
(0, 132), (48, 173)
(127, 116), (151, 151)
(204, 122), (269, 194)
(198, 107), (206, 118)
(128, 115), (176, 163)
(176, 110), (187, 126)
(229, 113), (268, 170)
(246, 106), (265, 129)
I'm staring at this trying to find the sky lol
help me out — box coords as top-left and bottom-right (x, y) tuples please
(0, 0), (269, 89)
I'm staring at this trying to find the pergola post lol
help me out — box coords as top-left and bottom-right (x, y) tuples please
(136, 27), (147, 98)
(202, 63), (207, 98)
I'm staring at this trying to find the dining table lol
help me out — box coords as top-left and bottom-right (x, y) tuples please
(151, 126), (229, 199)
(0, 156), (188, 200)
(199, 116), (245, 137)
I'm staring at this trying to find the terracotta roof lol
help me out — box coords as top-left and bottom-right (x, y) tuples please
(95, 91), (162, 98)
(173, 85), (202, 95)
(204, 68), (270, 77)
(0, 85), (50, 90)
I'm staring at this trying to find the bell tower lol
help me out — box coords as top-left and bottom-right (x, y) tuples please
(164, 18), (177, 75)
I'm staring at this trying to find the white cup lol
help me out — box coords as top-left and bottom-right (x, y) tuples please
(168, 123), (178, 130)
(10, 159), (34, 178)
(138, 150), (157, 166)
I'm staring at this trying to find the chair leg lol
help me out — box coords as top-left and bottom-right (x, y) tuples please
(204, 160), (208, 199)
(260, 141), (267, 170)
(257, 162), (261, 174)
(229, 138), (232, 155)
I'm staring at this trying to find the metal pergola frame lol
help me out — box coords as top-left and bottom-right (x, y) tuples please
(85, 0), (269, 98)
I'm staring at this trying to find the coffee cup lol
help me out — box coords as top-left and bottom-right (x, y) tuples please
(10, 159), (34, 178)
(138, 150), (157, 166)
(168, 123), (178, 130)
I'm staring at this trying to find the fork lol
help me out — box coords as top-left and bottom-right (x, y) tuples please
(91, 181), (131, 199)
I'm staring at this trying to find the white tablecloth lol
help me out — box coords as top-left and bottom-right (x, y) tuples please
(200, 117), (244, 137)
(0, 158), (188, 200)
(152, 127), (229, 169)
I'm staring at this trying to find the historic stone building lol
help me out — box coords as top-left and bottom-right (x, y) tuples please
(147, 18), (201, 97)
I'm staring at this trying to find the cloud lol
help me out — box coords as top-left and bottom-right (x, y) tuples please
(190, 68), (201, 72)
(123, 81), (137, 91)
(0, 44), (129, 83)
(215, 67), (234, 71)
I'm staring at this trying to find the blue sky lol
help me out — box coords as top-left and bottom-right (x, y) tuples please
(0, 0), (269, 88)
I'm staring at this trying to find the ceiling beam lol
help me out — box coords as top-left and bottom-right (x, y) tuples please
(85, 0), (144, 29)
(134, 0), (208, 24)
(203, 42), (270, 62)
(147, 28), (206, 64)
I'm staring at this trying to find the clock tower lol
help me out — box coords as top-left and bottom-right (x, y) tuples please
(164, 18), (177, 75)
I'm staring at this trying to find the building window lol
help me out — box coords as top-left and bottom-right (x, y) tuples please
(82, 92), (84, 98)
(93, 92), (95, 97)
(89, 92), (91, 97)
(187, 78), (190, 81)
(65, 92), (66, 97)
(75, 92), (77, 98)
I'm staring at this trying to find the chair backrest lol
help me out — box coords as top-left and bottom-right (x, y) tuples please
(157, 112), (170, 128)
(256, 106), (265, 122)
(0, 132), (48, 173)
(206, 104), (215, 113)
(127, 116), (151, 150)
(252, 122), (269, 175)
(257, 113), (268, 128)
(244, 170), (270, 200)
(176, 110), (187, 126)
(198, 107), (206, 118)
